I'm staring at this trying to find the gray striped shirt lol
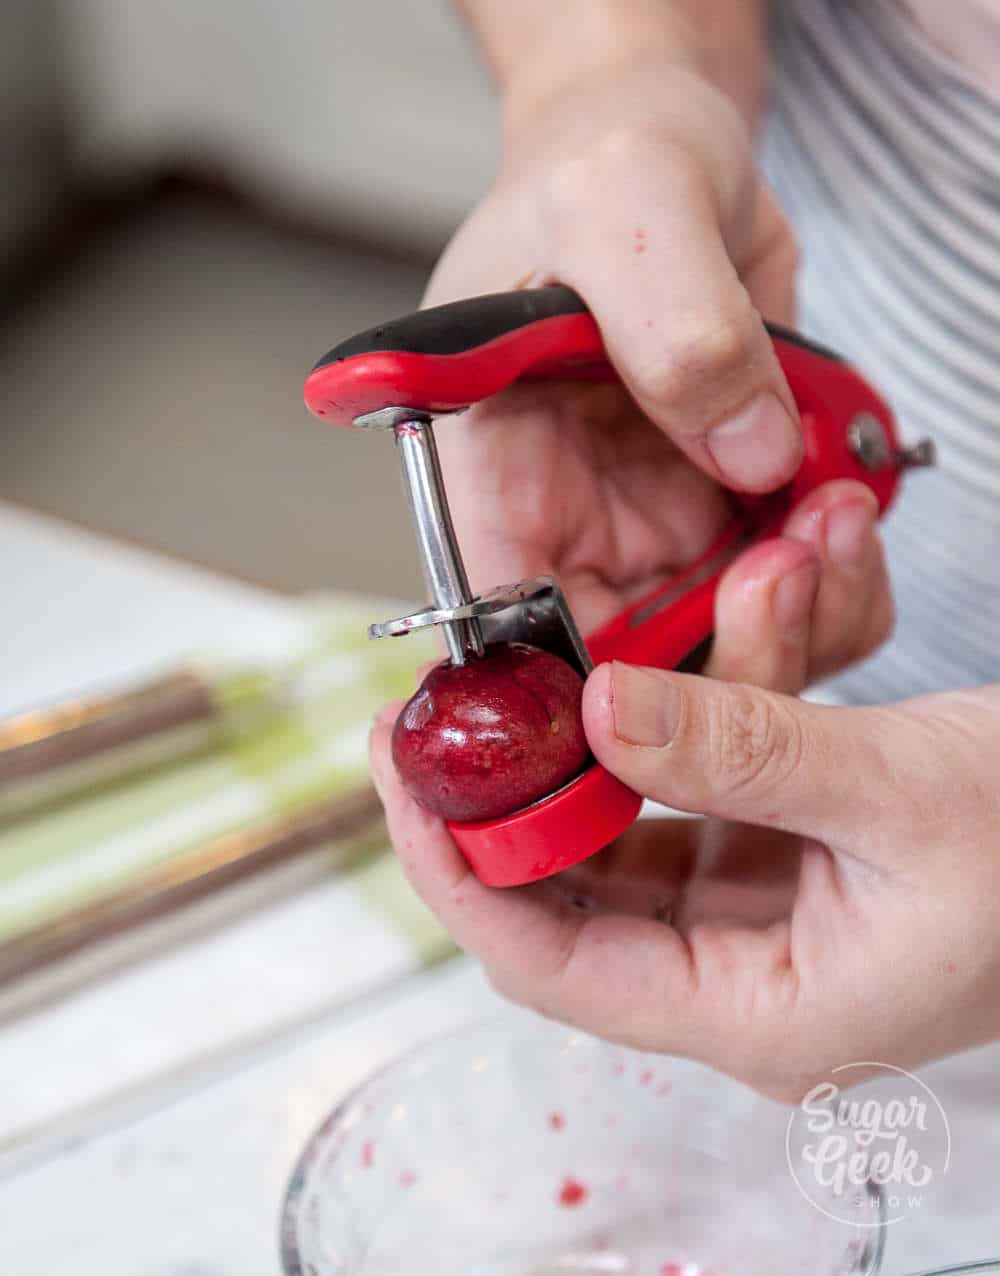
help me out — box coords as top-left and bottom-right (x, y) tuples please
(763, 0), (1000, 703)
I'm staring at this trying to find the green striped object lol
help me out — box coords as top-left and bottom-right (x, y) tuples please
(0, 594), (452, 965)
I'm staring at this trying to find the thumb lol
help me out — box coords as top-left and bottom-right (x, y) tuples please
(583, 662), (904, 849)
(553, 159), (802, 493)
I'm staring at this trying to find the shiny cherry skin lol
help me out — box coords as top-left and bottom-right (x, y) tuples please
(391, 642), (589, 823)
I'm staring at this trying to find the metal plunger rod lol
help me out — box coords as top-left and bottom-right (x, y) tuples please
(394, 417), (485, 664)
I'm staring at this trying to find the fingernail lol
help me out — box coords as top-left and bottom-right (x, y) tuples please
(773, 560), (820, 637)
(826, 501), (875, 568)
(706, 392), (802, 491)
(610, 662), (681, 747)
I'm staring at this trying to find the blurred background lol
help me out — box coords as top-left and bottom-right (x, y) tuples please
(0, 0), (498, 598)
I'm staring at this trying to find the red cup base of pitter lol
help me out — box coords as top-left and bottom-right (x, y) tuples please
(448, 763), (643, 888)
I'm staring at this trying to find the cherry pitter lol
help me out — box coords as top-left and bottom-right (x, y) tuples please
(303, 285), (933, 890)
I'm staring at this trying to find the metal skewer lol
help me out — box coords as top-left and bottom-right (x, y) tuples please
(393, 413), (485, 664)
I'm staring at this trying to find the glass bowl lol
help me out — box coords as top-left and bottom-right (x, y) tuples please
(281, 1011), (885, 1276)
(914, 1269), (1000, 1276)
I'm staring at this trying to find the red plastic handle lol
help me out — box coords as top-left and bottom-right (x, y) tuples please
(306, 284), (901, 682)
(308, 285), (891, 443)
(306, 287), (905, 889)
(306, 287), (604, 422)
(306, 284), (899, 511)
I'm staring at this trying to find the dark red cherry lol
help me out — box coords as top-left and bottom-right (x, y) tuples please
(391, 642), (589, 823)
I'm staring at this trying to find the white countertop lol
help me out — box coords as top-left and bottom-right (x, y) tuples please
(2, 502), (998, 1276)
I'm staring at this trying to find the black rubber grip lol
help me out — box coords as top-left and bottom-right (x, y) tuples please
(311, 284), (844, 370)
(312, 286), (588, 370)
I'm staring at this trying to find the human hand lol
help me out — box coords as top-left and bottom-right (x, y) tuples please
(427, 59), (891, 685)
(370, 671), (1000, 1101)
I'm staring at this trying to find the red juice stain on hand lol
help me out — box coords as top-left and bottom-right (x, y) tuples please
(557, 1177), (589, 1208)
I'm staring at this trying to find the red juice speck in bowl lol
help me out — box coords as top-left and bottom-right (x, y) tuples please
(280, 1011), (886, 1275)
